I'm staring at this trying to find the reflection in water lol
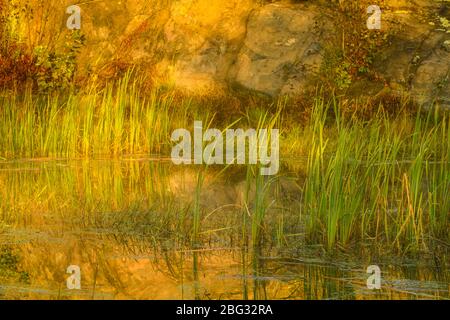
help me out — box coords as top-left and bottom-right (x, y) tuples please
(0, 159), (448, 300)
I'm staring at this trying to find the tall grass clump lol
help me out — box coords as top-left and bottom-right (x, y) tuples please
(0, 72), (193, 159)
(302, 97), (449, 253)
(1, 70), (448, 254)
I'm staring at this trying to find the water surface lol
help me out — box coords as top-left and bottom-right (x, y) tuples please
(0, 159), (448, 300)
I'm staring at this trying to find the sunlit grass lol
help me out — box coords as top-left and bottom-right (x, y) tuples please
(0, 72), (191, 158)
(301, 98), (449, 252)
(0, 74), (448, 255)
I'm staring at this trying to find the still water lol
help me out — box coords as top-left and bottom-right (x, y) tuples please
(0, 159), (448, 300)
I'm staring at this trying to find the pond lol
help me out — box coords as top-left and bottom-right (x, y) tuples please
(0, 159), (448, 300)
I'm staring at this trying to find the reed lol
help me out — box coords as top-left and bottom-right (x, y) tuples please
(0, 74), (448, 253)
(302, 98), (449, 252)
(0, 71), (191, 159)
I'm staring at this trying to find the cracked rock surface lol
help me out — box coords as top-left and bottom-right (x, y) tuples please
(71, 0), (449, 107)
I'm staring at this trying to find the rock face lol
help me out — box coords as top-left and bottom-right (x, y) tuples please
(29, 0), (450, 107)
(160, 0), (254, 90)
(379, 0), (450, 108)
(232, 4), (327, 96)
